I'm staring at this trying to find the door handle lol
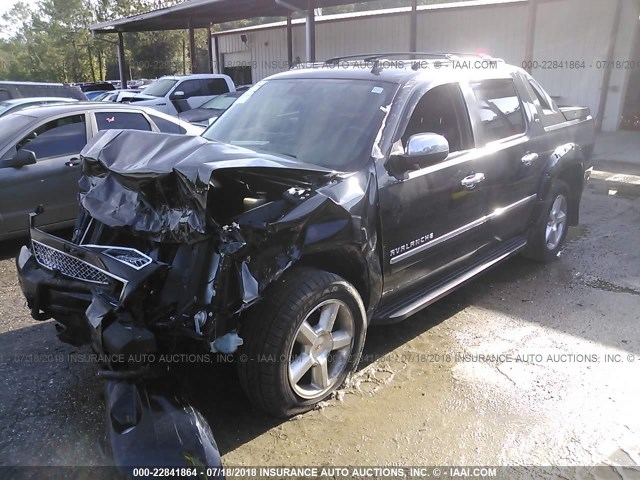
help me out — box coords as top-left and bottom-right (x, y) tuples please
(521, 152), (539, 165)
(461, 173), (485, 189)
(65, 157), (81, 167)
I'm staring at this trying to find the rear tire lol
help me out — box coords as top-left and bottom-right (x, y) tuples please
(237, 268), (367, 418)
(523, 180), (570, 262)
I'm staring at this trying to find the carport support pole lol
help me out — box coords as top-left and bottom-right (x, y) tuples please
(305, 0), (316, 63)
(523, 0), (537, 73)
(287, 14), (293, 67)
(409, 0), (417, 53)
(207, 26), (213, 73)
(596, 0), (623, 132)
(117, 32), (127, 89)
(188, 20), (197, 73)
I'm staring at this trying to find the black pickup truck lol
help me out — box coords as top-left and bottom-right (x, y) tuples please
(16, 53), (595, 467)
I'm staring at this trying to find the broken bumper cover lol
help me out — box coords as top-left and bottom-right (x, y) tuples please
(17, 219), (224, 473)
(105, 380), (223, 474)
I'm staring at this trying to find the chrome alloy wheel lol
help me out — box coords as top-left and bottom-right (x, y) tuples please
(288, 299), (355, 399)
(545, 194), (568, 250)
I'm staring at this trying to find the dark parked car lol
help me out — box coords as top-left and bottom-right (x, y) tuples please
(0, 103), (203, 240)
(15, 54), (595, 467)
(0, 81), (86, 101)
(77, 81), (116, 93)
(179, 90), (246, 126)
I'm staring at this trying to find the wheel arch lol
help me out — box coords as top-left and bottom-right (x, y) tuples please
(294, 245), (380, 318)
(537, 143), (586, 226)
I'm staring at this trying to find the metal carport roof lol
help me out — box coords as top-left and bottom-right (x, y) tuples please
(90, 0), (376, 33)
(90, 0), (380, 88)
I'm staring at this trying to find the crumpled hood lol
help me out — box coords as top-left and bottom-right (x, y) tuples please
(79, 129), (335, 243)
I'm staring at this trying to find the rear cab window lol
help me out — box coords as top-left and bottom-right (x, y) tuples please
(203, 78), (230, 95)
(95, 112), (152, 131)
(523, 77), (566, 128)
(471, 79), (526, 143)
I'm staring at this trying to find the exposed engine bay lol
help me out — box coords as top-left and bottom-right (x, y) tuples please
(16, 130), (381, 472)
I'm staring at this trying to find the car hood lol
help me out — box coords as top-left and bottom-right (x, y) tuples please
(179, 108), (223, 123)
(79, 129), (336, 243)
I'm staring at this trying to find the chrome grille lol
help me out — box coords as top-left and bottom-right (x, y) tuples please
(32, 241), (111, 285)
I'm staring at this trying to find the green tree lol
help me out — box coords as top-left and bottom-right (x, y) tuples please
(0, 0), (187, 83)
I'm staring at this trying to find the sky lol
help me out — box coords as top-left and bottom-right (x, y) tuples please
(0, 0), (39, 39)
(0, 0), (39, 17)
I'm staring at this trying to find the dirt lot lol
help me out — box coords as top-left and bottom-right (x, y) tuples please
(1, 157), (639, 474)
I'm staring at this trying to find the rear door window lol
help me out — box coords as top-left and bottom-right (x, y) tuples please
(96, 111), (152, 131)
(16, 114), (87, 159)
(471, 79), (526, 142)
(148, 114), (185, 134)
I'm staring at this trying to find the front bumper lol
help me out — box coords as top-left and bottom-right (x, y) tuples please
(17, 217), (162, 355)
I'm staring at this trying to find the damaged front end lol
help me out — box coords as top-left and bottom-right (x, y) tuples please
(16, 129), (381, 468)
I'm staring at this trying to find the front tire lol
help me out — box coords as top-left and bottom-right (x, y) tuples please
(237, 268), (367, 417)
(524, 180), (570, 262)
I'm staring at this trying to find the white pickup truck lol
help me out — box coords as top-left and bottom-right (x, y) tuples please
(129, 73), (236, 116)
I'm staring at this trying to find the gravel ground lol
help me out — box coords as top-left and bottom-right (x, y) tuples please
(0, 172), (639, 475)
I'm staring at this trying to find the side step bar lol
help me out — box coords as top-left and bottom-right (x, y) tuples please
(373, 238), (527, 324)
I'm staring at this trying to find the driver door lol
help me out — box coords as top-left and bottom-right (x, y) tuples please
(378, 83), (492, 298)
(0, 113), (88, 234)
(171, 79), (207, 114)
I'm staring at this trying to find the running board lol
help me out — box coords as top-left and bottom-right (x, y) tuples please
(373, 237), (527, 323)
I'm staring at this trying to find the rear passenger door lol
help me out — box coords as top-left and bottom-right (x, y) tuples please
(379, 83), (492, 297)
(0, 114), (88, 232)
(468, 78), (540, 242)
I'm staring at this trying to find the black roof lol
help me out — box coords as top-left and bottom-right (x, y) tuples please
(268, 54), (516, 85)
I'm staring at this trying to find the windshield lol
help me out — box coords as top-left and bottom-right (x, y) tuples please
(142, 78), (178, 97)
(93, 92), (111, 101)
(201, 93), (239, 110)
(0, 114), (35, 151)
(202, 78), (395, 170)
(0, 101), (17, 117)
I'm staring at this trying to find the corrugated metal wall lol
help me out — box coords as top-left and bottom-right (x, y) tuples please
(215, 0), (638, 131)
(415, 2), (528, 64)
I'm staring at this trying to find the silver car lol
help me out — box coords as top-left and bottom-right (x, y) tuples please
(0, 97), (78, 118)
(0, 103), (203, 240)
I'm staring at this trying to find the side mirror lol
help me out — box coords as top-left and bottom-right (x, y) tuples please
(388, 133), (449, 179)
(0, 149), (36, 169)
(172, 90), (185, 99)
